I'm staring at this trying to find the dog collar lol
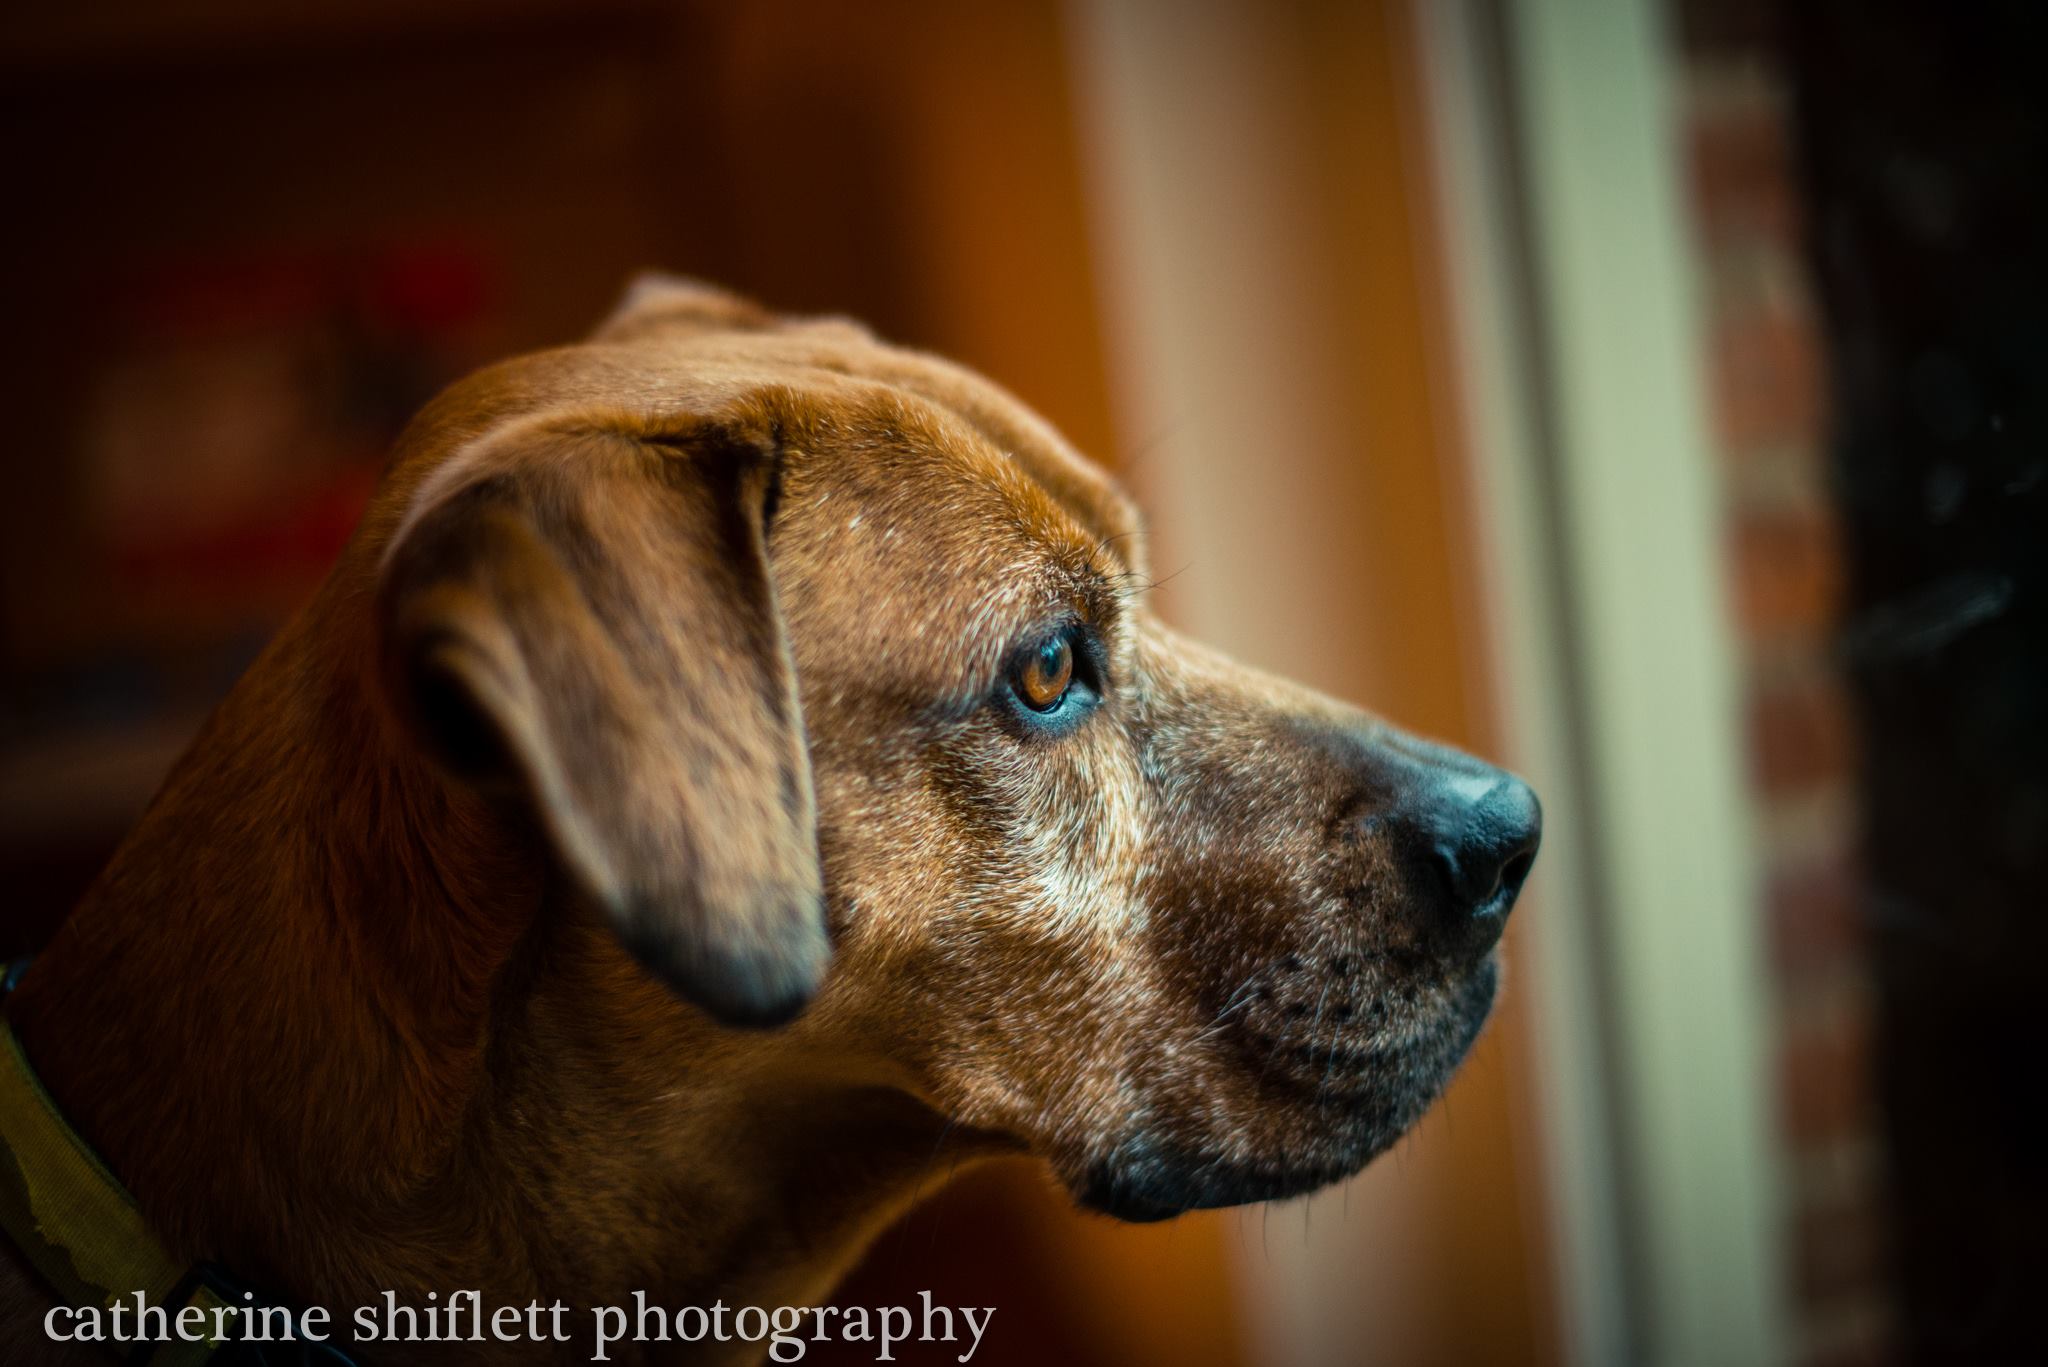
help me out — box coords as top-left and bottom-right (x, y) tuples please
(0, 1014), (232, 1364)
(0, 962), (354, 1365)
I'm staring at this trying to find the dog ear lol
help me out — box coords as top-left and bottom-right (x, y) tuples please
(593, 273), (775, 342)
(376, 423), (827, 1027)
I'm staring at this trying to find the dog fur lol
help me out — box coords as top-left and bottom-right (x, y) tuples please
(0, 278), (1537, 1364)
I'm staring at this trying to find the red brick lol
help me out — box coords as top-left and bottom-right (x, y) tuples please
(1684, 34), (1898, 1367)
(1793, 1179), (1893, 1309)
(1767, 849), (1866, 981)
(1687, 94), (1806, 254)
(1729, 501), (1844, 638)
(1709, 288), (1829, 453)
(1749, 671), (1859, 797)
(1779, 997), (1877, 1146)
(1802, 1329), (1903, 1367)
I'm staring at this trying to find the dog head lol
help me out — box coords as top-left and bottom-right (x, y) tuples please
(373, 277), (1540, 1218)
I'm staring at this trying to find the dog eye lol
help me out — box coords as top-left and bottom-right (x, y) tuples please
(997, 625), (1103, 737)
(1015, 635), (1074, 712)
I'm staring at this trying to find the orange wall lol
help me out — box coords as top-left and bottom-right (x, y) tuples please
(1070, 1), (1556, 1361)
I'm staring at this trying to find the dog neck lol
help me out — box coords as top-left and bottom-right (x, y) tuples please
(5, 587), (976, 1353)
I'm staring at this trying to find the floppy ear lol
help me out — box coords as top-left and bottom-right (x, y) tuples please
(376, 422), (827, 1027)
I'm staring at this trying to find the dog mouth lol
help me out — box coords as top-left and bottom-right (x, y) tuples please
(1075, 958), (1500, 1223)
(1078, 1142), (1376, 1223)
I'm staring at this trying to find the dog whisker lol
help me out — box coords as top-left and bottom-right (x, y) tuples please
(1207, 971), (1267, 1028)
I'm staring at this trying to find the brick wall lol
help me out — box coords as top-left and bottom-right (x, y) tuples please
(1675, 13), (1898, 1366)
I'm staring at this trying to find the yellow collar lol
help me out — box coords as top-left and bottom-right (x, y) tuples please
(0, 1016), (227, 1365)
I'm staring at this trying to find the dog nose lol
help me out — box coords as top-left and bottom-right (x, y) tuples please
(1400, 769), (1542, 963)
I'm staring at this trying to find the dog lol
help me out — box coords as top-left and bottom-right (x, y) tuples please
(0, 277), (1539, 1364)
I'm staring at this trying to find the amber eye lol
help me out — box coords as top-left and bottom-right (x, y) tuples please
(1015, 635), (1075, 712)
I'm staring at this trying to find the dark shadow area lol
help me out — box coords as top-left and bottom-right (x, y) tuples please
(1789, 2), (2048, 1359)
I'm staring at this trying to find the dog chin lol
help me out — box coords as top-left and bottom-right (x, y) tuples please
(1076, 959), (1500, 1224)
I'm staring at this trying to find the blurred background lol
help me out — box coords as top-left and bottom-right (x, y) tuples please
(2, 1), (2041, 1364)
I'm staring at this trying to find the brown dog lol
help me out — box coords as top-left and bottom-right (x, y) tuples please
(0, 278), (1538, 1363)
